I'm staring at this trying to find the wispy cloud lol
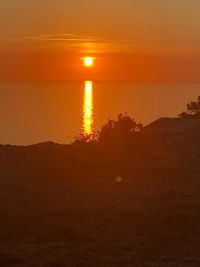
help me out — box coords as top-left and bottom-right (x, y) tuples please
(0, 33), (200, 54)
(0, 33), (137, 53)
(0, 33), (96, 42)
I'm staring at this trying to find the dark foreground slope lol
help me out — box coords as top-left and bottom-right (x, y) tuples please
(1, 119), (200, 267)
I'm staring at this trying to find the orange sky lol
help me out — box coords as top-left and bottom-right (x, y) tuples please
(1, 1), (200, 82)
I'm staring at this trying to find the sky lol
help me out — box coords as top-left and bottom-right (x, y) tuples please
(0, 0), (200, 82)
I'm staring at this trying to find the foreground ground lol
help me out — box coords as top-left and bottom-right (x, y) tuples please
(0, 135), (200, 266)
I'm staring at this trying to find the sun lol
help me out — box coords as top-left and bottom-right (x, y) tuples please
(83, 57), (94, 67)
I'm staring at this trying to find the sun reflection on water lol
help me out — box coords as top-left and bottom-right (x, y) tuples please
(83, 81), (94, 135)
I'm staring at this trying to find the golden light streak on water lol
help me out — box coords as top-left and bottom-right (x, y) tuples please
(83, 81), (94, 135)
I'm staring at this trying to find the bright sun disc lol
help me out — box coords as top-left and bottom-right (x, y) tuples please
(83, 57), (94, 67)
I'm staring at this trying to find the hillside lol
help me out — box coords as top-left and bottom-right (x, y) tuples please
(0, 118), (200, 266)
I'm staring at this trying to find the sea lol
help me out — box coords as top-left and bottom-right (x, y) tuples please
(0, 81), (199, 145)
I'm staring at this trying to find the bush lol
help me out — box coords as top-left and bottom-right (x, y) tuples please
(74, 133), (97, 144)
(98, 113), (143, 143)
(179, 96), (200, 118)
(74, 113), (143, 144)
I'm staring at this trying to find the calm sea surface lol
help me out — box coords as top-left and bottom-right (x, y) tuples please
(0, 81), (199, 145)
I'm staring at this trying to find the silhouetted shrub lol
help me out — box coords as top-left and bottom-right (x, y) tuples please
(179, 96), (200, 118)
(74, 133), (97, 144)
(98, 113), (143, 143)
(74, 113), (143, 144)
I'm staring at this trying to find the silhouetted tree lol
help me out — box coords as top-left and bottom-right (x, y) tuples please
(179, 96), (200, 118)
(98, 113), (143, 143)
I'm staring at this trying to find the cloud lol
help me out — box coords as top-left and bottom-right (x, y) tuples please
(0, 33), (200, 54)
(0, 33), (96, 43)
